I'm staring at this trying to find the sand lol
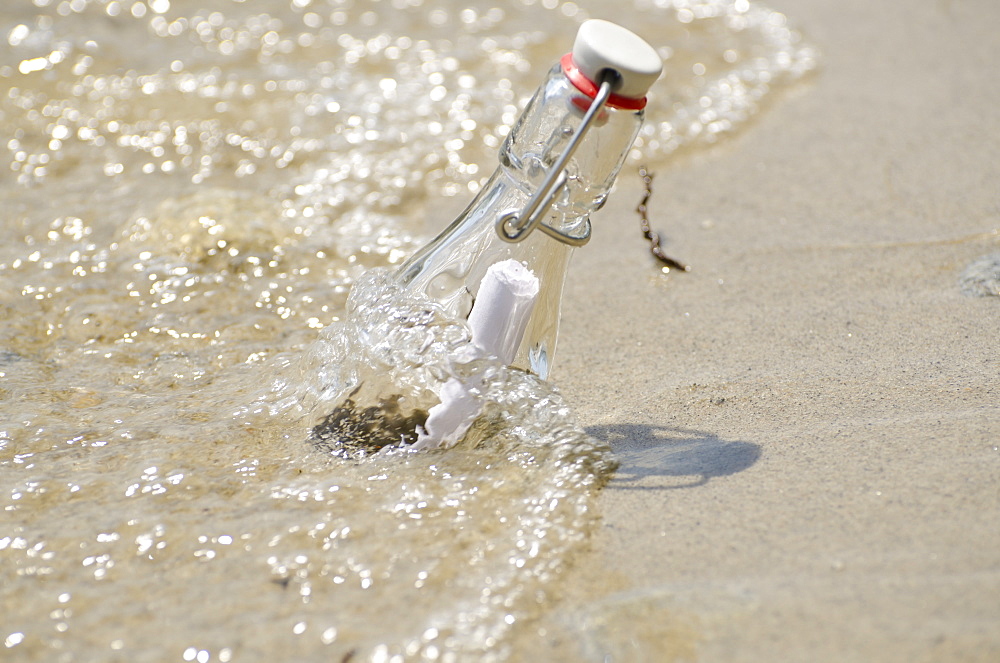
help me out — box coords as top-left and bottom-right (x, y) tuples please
(550, 0), (999, 659)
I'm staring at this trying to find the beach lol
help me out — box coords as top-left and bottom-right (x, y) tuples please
(1, 0), (997, 660)
(553, 0), (1000, 659)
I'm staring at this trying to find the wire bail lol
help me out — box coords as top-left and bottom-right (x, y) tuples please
(495, 73), (617, 247)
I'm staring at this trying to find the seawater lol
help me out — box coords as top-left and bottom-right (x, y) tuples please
(0, 1), (815, 660)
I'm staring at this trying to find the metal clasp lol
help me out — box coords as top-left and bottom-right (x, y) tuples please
(495, 74), (616, 247)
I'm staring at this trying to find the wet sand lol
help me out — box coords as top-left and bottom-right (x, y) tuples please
(554, 0), (999, 659)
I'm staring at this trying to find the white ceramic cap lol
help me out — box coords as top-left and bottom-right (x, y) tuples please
(572, 20), (662, 100)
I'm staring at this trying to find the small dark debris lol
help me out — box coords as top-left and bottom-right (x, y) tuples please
(637, 165), (690, 273)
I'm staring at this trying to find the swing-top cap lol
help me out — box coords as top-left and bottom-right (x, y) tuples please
(571, 20), (662, 101)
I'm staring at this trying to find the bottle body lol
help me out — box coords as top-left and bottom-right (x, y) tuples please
(397, 63), (644, 379)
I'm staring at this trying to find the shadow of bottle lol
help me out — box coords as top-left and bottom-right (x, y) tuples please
(586, 423), (760, 490)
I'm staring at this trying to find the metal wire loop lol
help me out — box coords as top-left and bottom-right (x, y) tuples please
(495, 74), (616, 247)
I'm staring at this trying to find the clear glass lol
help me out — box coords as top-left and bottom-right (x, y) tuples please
(397, 63), (644, 378)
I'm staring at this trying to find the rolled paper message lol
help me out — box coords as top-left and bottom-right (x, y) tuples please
(411, 376), (481, 450)
(467, 259), (541, 365)
(413, 259), (540, 449)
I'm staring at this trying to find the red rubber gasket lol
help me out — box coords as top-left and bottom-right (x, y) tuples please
(560, 53), (647, 111)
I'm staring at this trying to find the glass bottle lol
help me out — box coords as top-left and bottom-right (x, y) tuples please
(396, 19), (662, 379)
(311, 20), (661, 454)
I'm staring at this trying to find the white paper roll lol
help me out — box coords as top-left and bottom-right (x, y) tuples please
(413, 260), (540, 450)
(467, 259), (540, 365)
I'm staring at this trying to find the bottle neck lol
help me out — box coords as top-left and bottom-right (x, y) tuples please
(497, 62), (644, 233)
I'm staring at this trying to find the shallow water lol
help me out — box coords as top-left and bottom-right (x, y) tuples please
(1, 1), (815, 660)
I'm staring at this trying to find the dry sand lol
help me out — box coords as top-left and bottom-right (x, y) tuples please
(551, 0), (999, 660)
